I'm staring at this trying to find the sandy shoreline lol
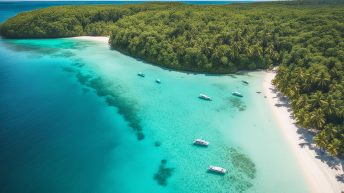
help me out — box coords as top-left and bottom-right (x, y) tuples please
(263, 71), (344, 193)
(72, 36), (109, 43)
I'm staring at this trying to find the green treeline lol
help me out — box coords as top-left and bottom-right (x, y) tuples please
(0, 2), (343, 156)
(0, 3), (181, 38)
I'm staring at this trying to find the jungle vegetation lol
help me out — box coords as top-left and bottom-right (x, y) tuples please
(0, 2), (343, 156)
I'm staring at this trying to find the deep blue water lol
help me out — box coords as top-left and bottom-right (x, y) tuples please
(0, 39), (122, 193)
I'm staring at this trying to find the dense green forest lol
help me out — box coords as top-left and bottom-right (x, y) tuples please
(0, 3), (180, 38)
(0, 2), (343, 156)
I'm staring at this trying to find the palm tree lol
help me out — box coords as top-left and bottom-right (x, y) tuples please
(302, 74), (313, 92)
(322, 96), (336, 117)
(284, 83), (299, 99)
(310, 91), (326, 109)
(309, 109), (326, 129)
(273, 66), (289, 93)
(294, 95), (308, 110)
(247, 46), (254, 57)
(253, 44), (263, 60)
(314, 131), (328, 152)
(327, 139), (341, 156)
(295, 108), (310, 127)
(315, 71), (330, 90)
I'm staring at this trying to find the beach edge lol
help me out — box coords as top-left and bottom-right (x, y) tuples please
(72, 36), (109, 43)
(263, 71), (343, 193)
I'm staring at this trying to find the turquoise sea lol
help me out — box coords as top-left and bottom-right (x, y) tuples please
(0, 2), (308, 193)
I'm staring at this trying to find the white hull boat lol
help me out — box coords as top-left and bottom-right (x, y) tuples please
(208, 165), (226, 174)
(199, 94), (212, 101)
(232, 92), (243, 97)
(193, 139), (209, 146)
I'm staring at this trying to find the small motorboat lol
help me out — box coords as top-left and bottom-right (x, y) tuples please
(256, 91), (262, 94)
(199, 94), (212, 101)
(208, 165), (226, 174)
(193, 139), (209, 146)
(232, 92), (243, 97)
(155, 79), (161, 84)
(242, 80), (249, 84)
(137, 72), (145, 77)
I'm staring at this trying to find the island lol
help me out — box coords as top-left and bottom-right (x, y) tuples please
(1, 0), (343, 175)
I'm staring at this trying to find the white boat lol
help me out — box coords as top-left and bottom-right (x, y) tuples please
(137, 72), (145, 77)
(156, 79), (161, 84)
(232, 92), (243, 97)
(208, 165), (226, 174)
(242, 80), (249, 84)
(199, 94), (212, 101)
(193, 138), (209, 146)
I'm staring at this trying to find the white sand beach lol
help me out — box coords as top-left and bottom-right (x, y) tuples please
(72, 36), (109, 43)
(263, 71), (344, 193)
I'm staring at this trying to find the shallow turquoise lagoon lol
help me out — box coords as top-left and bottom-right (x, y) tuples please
(0, 37), (308, 193)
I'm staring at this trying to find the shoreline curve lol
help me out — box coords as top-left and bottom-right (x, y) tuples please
(263, 71), (344, 193)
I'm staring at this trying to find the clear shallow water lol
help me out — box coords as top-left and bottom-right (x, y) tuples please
(0, 2), (308, 193)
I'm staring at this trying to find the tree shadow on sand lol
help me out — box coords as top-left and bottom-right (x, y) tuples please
(269, 85), (344, 184)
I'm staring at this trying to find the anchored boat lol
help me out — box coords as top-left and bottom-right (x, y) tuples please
(199, 94), (212, 101)
(193, 138), (209, 146)
(208, 165), (226, 174)
(156, 79), (161, 84)
(137, 72), (145, 77)
(232, 92), (243, 97)
(242, 80), (249, 84)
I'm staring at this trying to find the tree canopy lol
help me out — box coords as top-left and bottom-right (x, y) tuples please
(0, 3), (181, 38)
(0, 2), (343, 156)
